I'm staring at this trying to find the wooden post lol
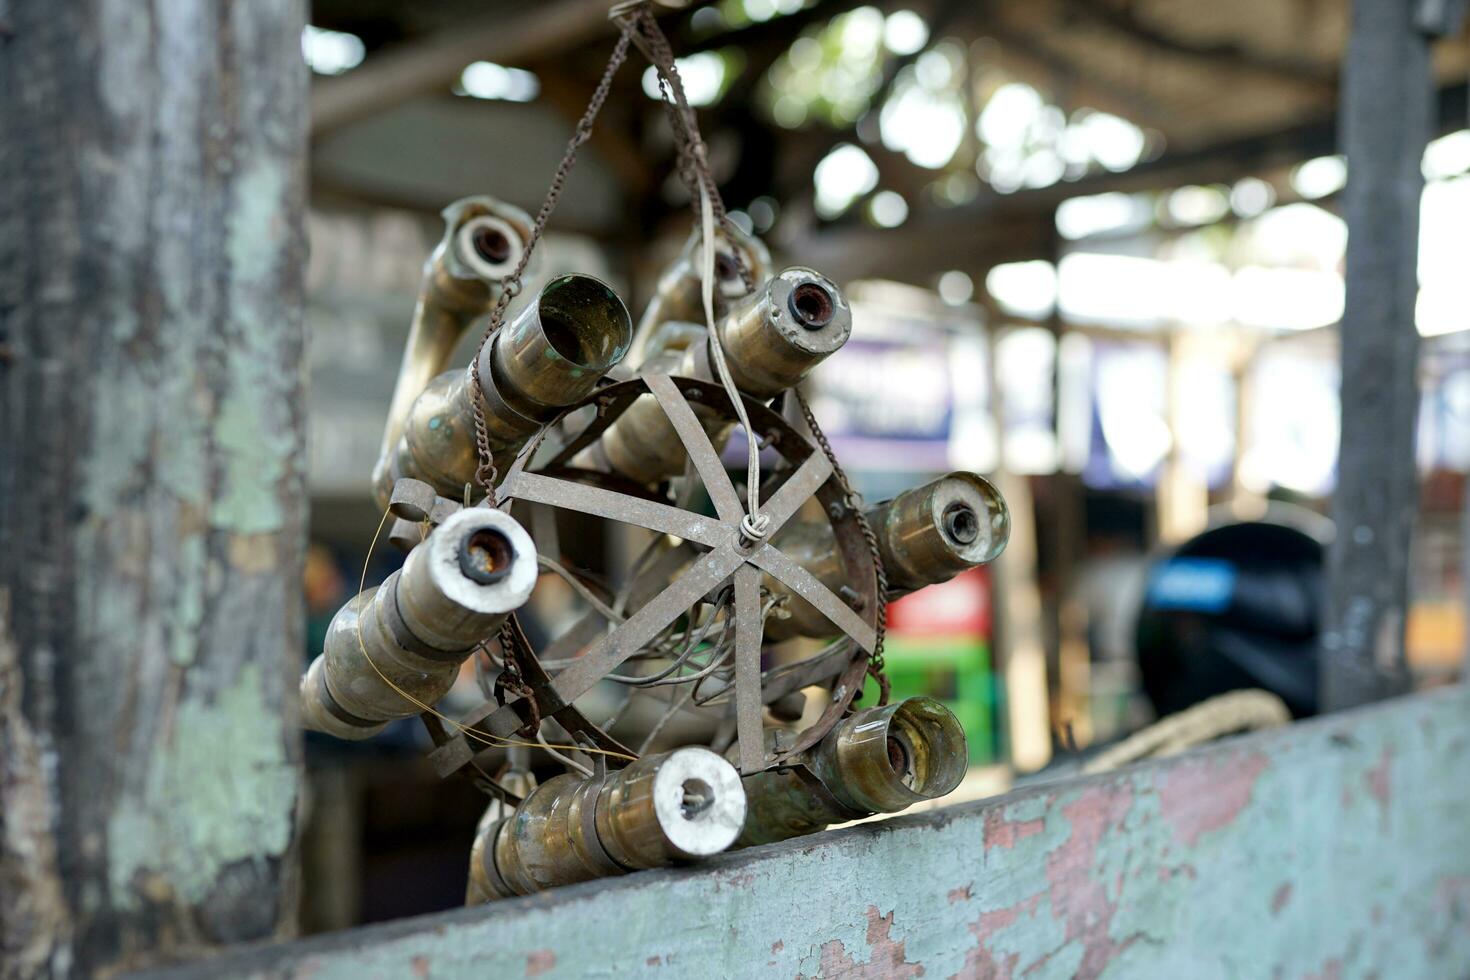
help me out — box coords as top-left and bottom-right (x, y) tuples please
(1321, 0), (1432, 710)
(0, 1), (309, 974)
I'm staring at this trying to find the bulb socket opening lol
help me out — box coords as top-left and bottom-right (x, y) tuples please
(942, 502), (980, 546)
(680, 777), (714, 819)
(457, 215), (522, 279)
(714, 251), (740, 282)
(473, 225), (512, 265)
(789, 281), (835, 330)
(459, 528), (515, 585)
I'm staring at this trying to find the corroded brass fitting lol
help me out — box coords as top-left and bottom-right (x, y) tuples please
(376, 274), (632, 504)
(630, 225), (772, 366)
(766, 472), (1010, 641)
(374, 197), (533, 502)
(585, 268), (852, 486)
(870, 471), (1010, 590)
(738, 697), (967, 848)
(467, 747), (746, 902)
(299, 508), (537, 740)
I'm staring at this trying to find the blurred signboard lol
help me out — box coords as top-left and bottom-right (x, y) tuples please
(803, 284), (997, 475)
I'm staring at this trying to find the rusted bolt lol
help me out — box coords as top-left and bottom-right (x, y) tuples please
(838, 585), (865, 610)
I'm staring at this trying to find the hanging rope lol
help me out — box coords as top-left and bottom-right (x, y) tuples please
(630, 4), (892, 698)
(628, 7), (770, 542)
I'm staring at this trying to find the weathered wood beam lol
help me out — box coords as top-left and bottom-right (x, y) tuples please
(140, 687), (1470, 978)
(310, 0), (617, 136)
(1061, 0), (1338, 92)
(681, 0), (873, 54)
(1321, 0), (1434, 710)
(0, 0), (309, 974)
(792, 80), (1468, 285)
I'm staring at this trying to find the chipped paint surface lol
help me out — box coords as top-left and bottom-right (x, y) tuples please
(2, 0), (308, 970)
(147, 688), (1470, 980)
(106, 664), (297, 908)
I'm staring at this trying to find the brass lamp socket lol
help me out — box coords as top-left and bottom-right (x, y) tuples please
(468, 747), (746, 901)
(299, 508), (536, 739)
(737, 697), (967, 847)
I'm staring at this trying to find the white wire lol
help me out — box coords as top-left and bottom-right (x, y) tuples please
(697, 178), (770, 543)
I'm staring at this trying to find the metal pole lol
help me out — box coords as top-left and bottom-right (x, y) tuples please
(1321, 0), (1434, 710)
(0, 0), (309, 973)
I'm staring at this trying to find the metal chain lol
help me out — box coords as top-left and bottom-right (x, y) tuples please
(630, 8), (753, 292)
(493, 617), (542, 737)
(791, 388), (891, 705)
(468, 24), (635, 497)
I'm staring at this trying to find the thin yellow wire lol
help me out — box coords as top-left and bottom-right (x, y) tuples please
(355, 504), (638, 763)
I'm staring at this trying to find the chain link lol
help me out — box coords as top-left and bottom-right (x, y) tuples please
(631, 8), (754, 292)
(792, 388), (891, 705)
(493, 618), (542, 737)
(468, 25), (635, 498)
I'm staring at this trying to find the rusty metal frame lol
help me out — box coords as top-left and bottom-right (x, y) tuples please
(427, 373), (879, 779)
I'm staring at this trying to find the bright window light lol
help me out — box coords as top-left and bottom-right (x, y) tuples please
(745, 0), (779, 22)
(978, 83), (1044, 148)
(1417, 284), (1470, 337)
(301, 26), (364, 76)
(987, 260), (1057, 319)
(641, 51), (729, 107)
(883, 10), (929, 55)
(1290, 155), (1347, 199)
(1230, 177), (1276, 218)
(1233, 266), (1344, 331)
(880, 84), (965, 169)
(1165, 185), (1230, 226)
(1245, 203), (1347, 271)
(937, 270), (973, 305)
(1420, 177), (1470, 303)
(1057, 253), (1232, 328)
(1073, 111), (1146, 172)
(869, 190), (909, 228)
(1056, 192), (1148, 240)
(459, 62), (540, 102)
(813, 144), (879, 218)
(1423, 130), (1470, 180)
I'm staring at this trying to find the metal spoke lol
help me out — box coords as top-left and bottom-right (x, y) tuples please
(644, 373), (744, 524)
(747, 545), (876, 652)
(755, 450), (832, 536)
(732, 565), (766, 774)
(547, 543), (748, 706)
(504, 470), (727, 547)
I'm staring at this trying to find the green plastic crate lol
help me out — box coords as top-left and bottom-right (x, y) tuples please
(858, 635), (996, 764)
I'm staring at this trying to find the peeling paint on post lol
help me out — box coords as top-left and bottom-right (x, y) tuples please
(0, 0), (308, 975)
(141, 689), (1470, 980)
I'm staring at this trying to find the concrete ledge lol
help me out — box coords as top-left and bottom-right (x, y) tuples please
(139, 686), (1470, 979)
